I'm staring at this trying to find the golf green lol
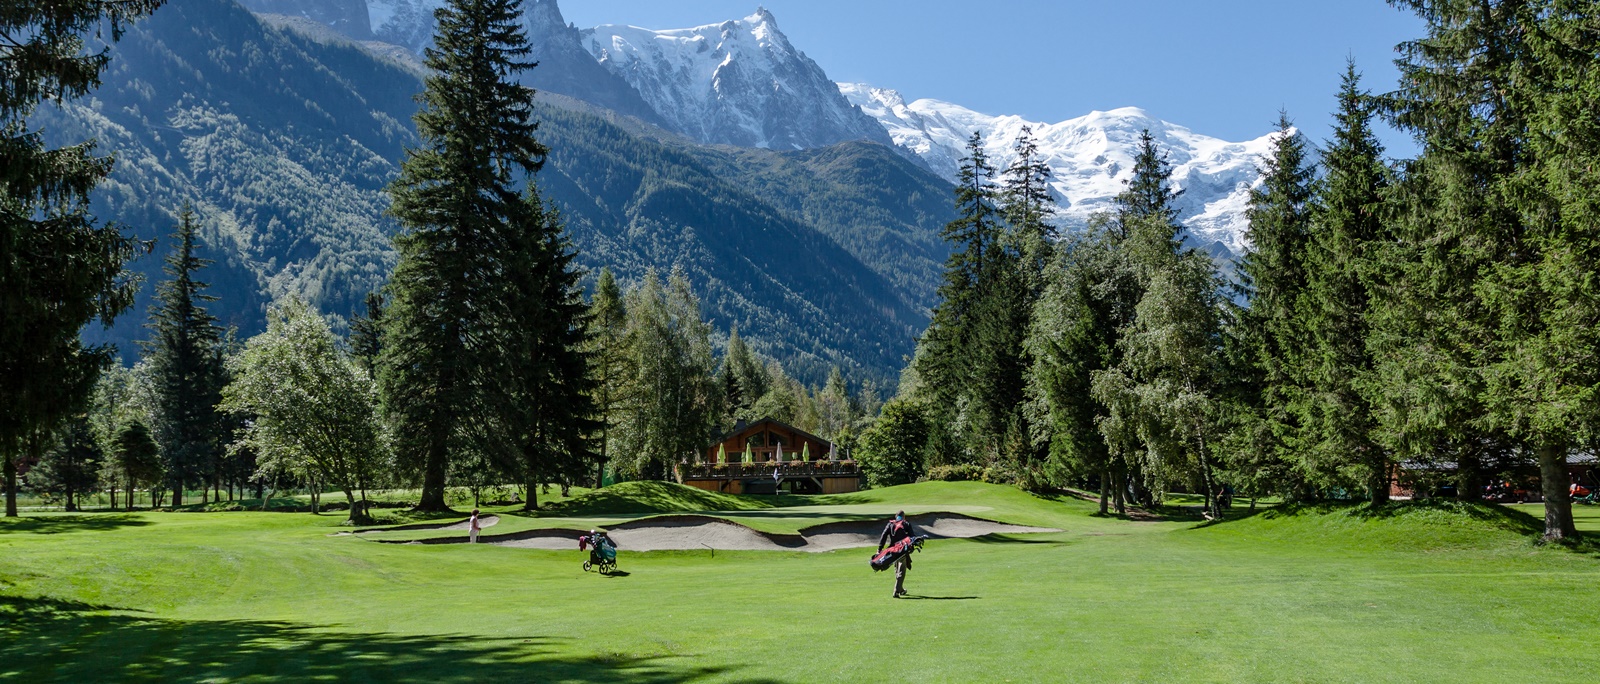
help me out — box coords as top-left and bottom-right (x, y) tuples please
(2, 482), (1596, 682)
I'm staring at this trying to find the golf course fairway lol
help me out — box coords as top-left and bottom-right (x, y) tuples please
(2, 481), (1597, 682)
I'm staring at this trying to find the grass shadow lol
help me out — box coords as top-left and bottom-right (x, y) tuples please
(0, 595), (786, 683)
(962, 534), (1070, 546)
(898, 595), (979, 601)
(0, 515), (152, 535)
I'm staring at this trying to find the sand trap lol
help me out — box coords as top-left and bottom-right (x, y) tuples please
(472, 513), (1055, 552)
(354, 515), (499, 535)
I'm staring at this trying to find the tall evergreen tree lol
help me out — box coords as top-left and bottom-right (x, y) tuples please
(1223, 112), (1317, 501)
(485, 195), (597, 510)
(1378, 0), (1587, 539)
(0, 0), (164, 516)
(144, 207), (228, 507)
(587, 268), (632, 487)
(1303, 65), (1393, 504)
(110, 420), (161, 510)
(914, 132), (1000, 462)
(380, 0), (547, 511)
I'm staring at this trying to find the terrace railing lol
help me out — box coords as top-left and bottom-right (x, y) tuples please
(679, 460), (860, 480)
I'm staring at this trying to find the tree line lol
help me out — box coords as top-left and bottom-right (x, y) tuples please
(854, 1), (1600, 542)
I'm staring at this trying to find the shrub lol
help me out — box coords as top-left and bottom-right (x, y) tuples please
(856, 400), (929, 488)
(927, 464), (983, 482)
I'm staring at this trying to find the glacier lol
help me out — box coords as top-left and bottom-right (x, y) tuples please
(580, 9), (893, 151)
(839, 83), (1279, 256)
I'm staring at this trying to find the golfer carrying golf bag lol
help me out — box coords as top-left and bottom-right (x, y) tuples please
(877, 511), (918, 598)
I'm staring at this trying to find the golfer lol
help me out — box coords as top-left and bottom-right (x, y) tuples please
(878, 511), (917, 598)
(469, 508), (481, 543)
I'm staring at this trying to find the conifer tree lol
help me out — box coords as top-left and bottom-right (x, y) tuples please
(723, 324), (768, 421)
(144, 207), (228, 507)
(1303, 65), (1393, 504)
(614, 270), (717, 480)
(588, 268), (632, 487)
(484, 195), (597, 510)
(28, 417), (102, 512)
(0, 0), (164, 516)
(1378, 0), (1586, 539)
(348, 292), (385, 377)
(111, 420), (161, 510)
(380, 0), (547, 511)
(1223, 112), (1316, 501)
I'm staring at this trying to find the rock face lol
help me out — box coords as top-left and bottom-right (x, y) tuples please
(518, 0), (664, 126)
(237, 0), (373, 38)
(841, 83), (1279, 257)
(579, 9), (894, 151)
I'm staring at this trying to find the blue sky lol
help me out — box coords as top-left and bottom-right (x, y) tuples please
(560, 1), (1426, 154)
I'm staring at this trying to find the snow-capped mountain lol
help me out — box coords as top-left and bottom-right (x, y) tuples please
(840, 83), (1276, 256)
(238, 0), (373, 38)
(580, 9), (894, 150)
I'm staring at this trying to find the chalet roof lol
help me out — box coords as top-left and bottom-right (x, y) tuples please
(705, 417), (834, 451)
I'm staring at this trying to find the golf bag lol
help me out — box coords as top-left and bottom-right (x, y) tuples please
(870, 535), (926, 572)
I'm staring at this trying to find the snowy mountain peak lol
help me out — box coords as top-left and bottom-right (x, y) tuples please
(840, 83), (1275, 255)
(582, 9), (892, 150)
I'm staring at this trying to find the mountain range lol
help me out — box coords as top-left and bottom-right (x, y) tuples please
(55, 0), (1277, 384)
(246, 0), (1275, 256)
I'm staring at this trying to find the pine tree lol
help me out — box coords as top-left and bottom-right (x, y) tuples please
(380, 0), (547, 511)
(587, 268), (633, 488)
(1223, 112), (1316, 501)
(1378, 0), (1585, 539)
(28, 417), (102, 511)
(348, 292), (385, 377)
(0, 0), (164, 516)
(723, 324), (769, 421)
(111, 420), (161, 510)
(1116, 130), (1184, 238)
(915, 132), (1000, 462)
(1302, 64), (1393, 504)
(144, 207), (228, 507)
(485, 195), (598, 510)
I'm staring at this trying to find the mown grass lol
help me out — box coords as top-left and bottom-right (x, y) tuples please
(3, 482), (1597, 683)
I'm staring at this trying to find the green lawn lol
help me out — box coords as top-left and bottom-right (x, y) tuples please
(2, 482), (1597, 683)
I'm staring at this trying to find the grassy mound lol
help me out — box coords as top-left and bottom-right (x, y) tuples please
(1206, 499), (1547, 551)
(539, 481), (782, 516)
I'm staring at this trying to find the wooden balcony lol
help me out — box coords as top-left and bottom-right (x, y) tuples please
(678, 460), (861, 481)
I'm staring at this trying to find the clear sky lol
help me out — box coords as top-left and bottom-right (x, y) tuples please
(560, 1), (1426, 154)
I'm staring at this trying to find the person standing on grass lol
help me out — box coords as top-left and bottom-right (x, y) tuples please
(469, 508), (481, 543)
(878, 511), (917, 598)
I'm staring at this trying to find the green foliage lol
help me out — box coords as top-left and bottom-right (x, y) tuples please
(109, 420), (162, 509)
(0, 0), (162, 516)
(25, 417), (103, 511)
(926, 464), (983, 482)
(142, 207), (230, 506)
(221, 299), (387, 523)
(857, 400), (930, 487)
(611, 269), (718, 480)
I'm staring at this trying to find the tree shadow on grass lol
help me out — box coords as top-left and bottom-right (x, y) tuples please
(898, 595), (979, 601)
(961, 534), (1069, 546)
(0, 595), (786, 684)
(0, 515), (152, 535)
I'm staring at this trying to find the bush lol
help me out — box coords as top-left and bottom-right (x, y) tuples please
(856, 400), (929, 488)
(927, 464), (983, 482)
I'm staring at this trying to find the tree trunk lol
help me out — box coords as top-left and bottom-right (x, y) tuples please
(1368, 452), (1390, 506)
(1098, 470), (1109, 515)
(172, 481), (183, 507)
(4, 452), (17, 517)
(1195, 426), (1220, 521)
(1538, 442), (1576, 542)
(1456, 450), (1483, 501)
(1113, 469), (1127, 516)
(524, 479), (538, 512)
(415, 434), (450, 512)
(66, 483), (76, 512)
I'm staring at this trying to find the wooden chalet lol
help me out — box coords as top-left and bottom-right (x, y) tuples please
(679, 418), (861, 495)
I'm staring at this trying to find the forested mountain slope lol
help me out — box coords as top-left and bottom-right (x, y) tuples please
(50, 0), (951, 383)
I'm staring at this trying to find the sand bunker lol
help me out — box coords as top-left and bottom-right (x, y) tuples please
(475, 513), (1057, 552)
(353, 515), (500, 535)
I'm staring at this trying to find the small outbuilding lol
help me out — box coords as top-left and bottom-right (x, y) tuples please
(679, 418), (861, 495)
